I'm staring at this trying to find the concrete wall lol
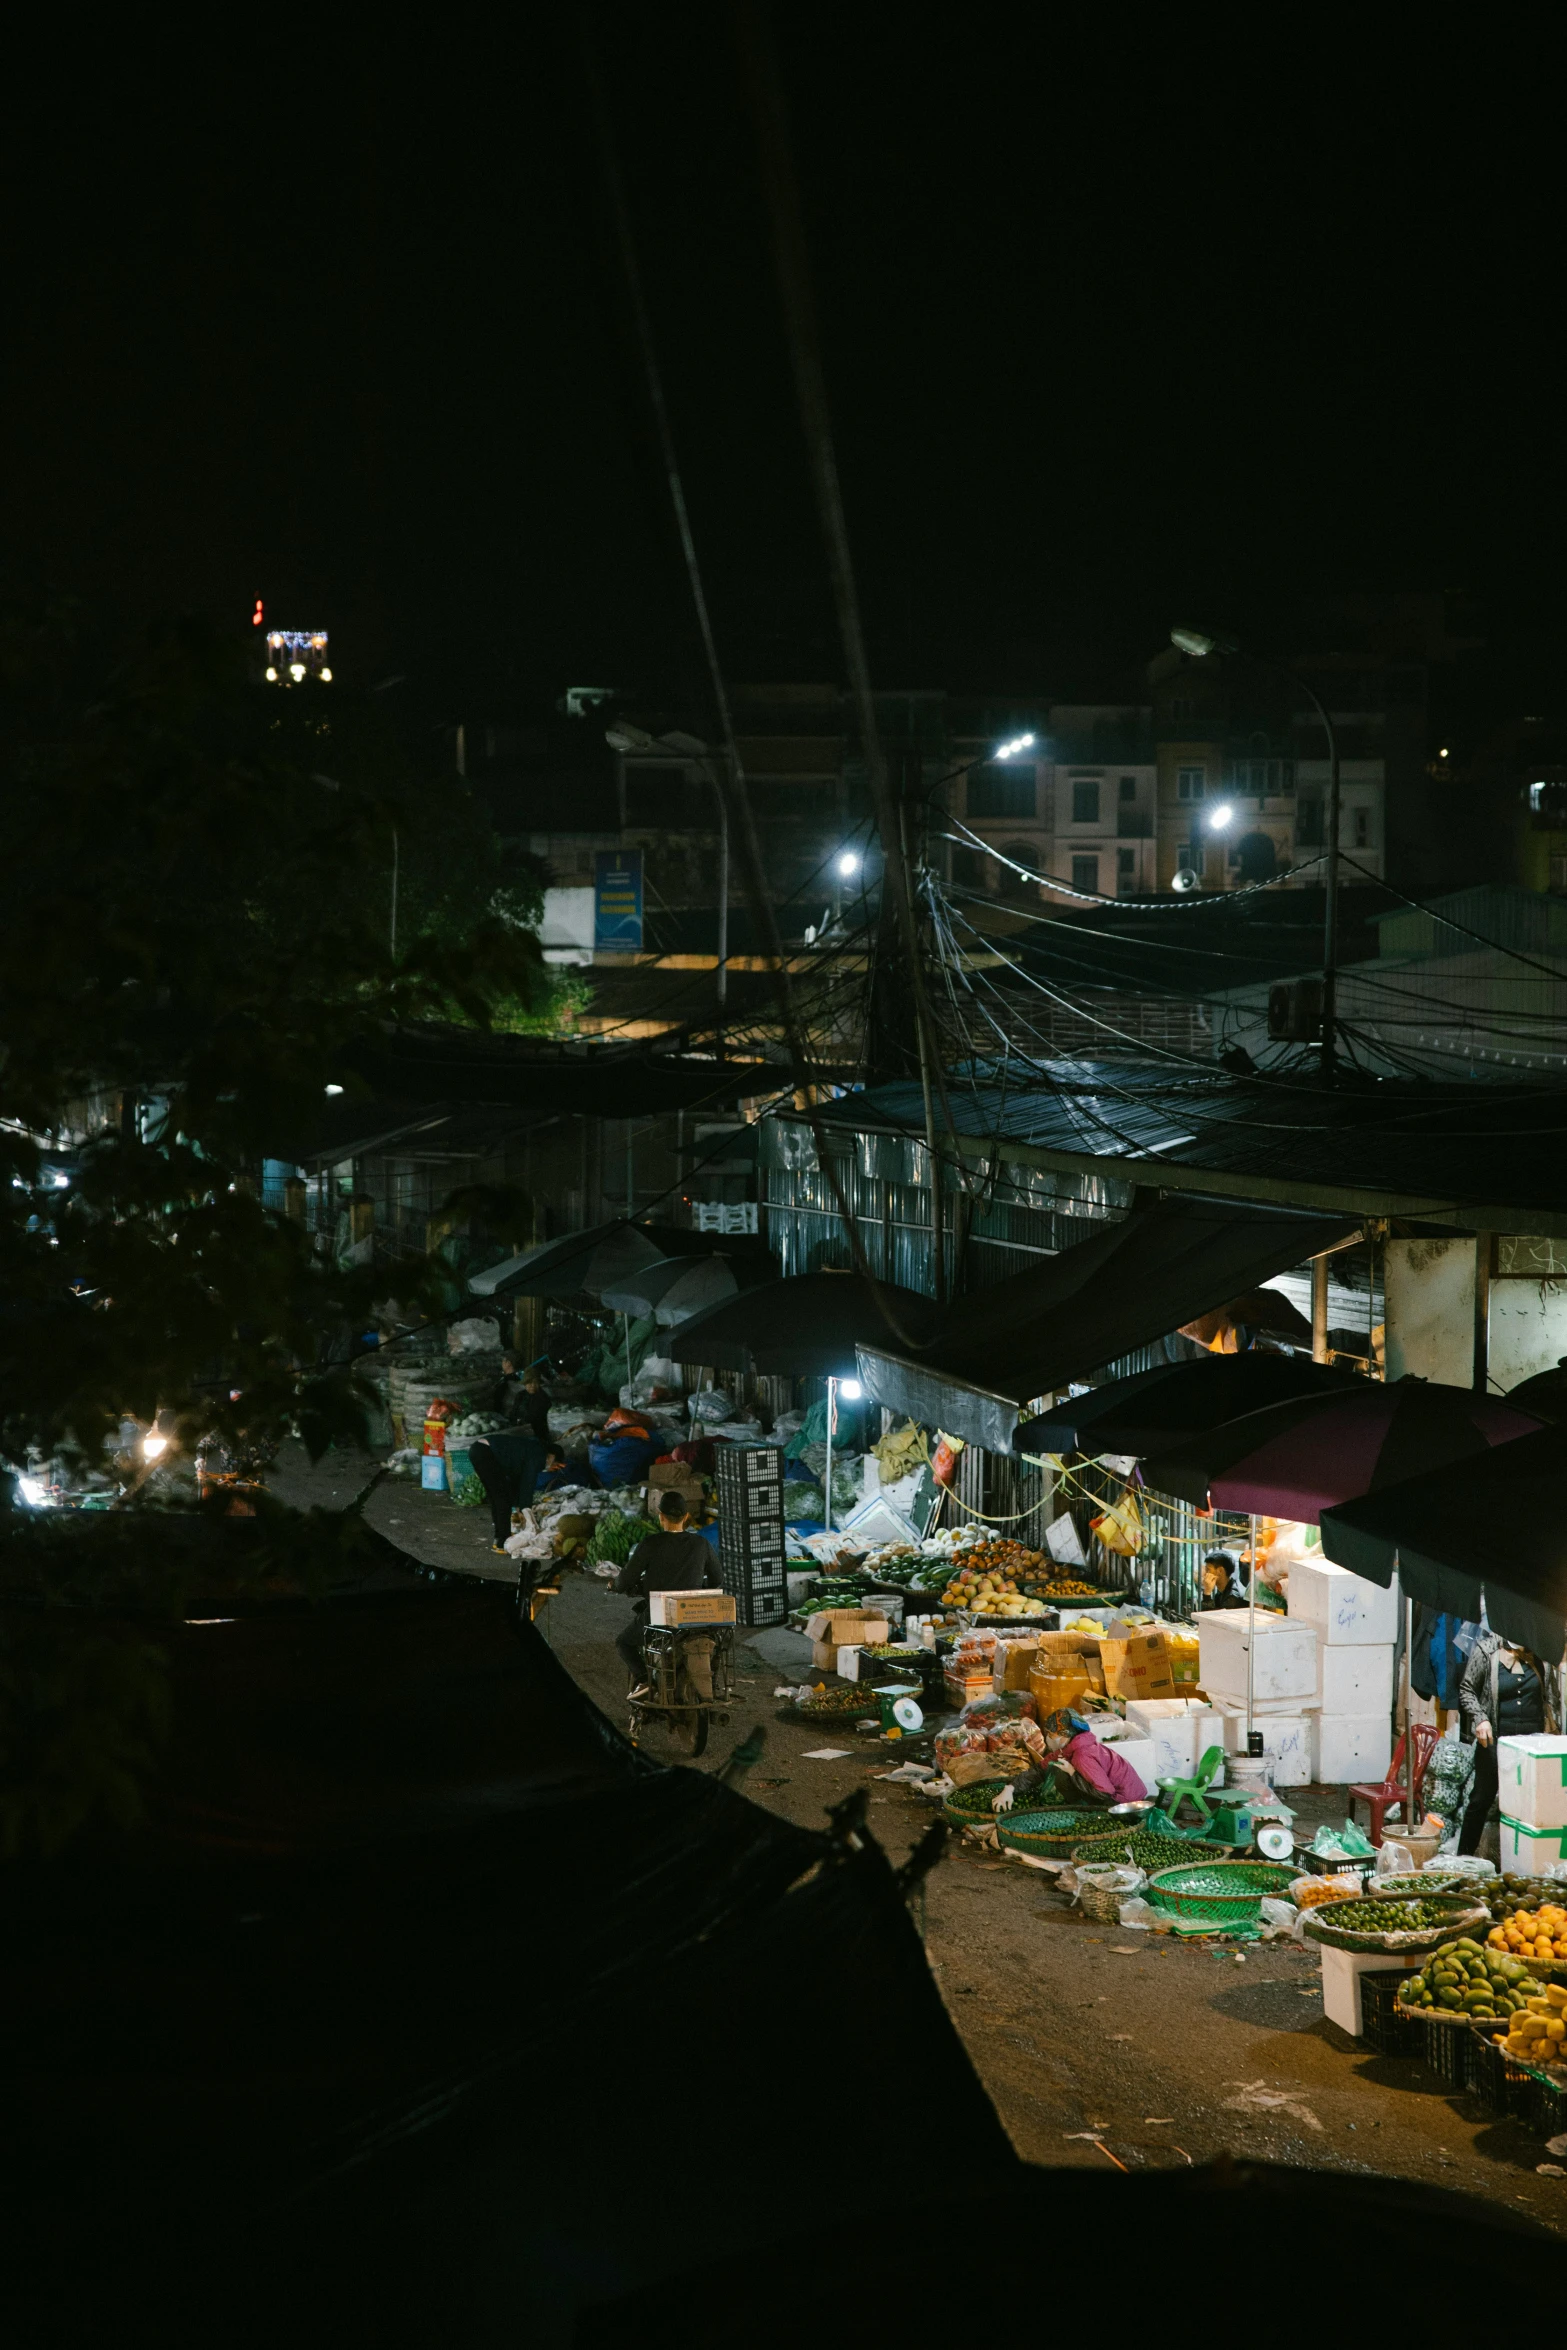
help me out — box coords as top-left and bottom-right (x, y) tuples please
(1489, 1273), (1567, 1393)
(1383, 1236), (1475, 1385)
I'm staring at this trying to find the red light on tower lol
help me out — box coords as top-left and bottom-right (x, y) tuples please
(252, 598), (264, 627)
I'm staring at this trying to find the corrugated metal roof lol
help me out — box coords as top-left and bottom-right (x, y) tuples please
(796, 1058), (1567, 1228)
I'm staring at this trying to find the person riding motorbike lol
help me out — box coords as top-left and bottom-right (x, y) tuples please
(614, 1488), (718, 1693)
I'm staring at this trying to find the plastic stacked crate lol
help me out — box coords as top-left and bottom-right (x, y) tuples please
(715, 1444), (788, 1627)
(1358, 1969), (1423, 2058)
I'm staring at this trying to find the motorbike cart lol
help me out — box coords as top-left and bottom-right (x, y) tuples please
(627, 1620), (736, 1758)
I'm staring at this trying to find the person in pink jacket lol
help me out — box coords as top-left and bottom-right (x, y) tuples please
(1060, 1727), (1148, 1807)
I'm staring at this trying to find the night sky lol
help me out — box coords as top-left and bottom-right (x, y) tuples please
(6, 14), (1563, 724)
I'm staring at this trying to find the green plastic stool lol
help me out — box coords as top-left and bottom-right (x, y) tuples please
(1156, 1742), (1226, 1833)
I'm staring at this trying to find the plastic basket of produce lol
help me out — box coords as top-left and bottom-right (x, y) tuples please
(790, 1686), (880, 1726)
(1145, 1859), (1299, 1924)
(1358, 1968), (1424, 2058)
(942, 1779), (1013, 1826)
(996, 1808), (1115, 1858)
(1467, 2029), (1565, 2123)
(1302, 1895), (1490, 1954)
(1068, 1820), (1165, 1865)
(1080, 1827), (1228, 1871)
(1485, 1898), (1567, 1975)
(1395, 1938), (1538, 2037)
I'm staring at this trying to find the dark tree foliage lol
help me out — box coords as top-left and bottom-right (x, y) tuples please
(0, 609), (548, 1846)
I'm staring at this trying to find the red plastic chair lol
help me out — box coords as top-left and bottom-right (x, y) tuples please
(1349, 1723), (1441, 1846)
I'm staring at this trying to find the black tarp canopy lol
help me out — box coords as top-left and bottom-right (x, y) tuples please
(668, 1270), (937, 1377)
(857, 1198), (1358, 1450)
(1012, 1354), (1367, 1458)
(1320, 1422), (1567, 1656)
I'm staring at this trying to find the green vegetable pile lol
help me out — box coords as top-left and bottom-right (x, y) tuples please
(1399, 1936), (1535, 2018)
(583, 1510), (655, 1569)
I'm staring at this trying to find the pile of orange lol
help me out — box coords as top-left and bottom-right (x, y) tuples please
(1487, 1902), (1567, 1963)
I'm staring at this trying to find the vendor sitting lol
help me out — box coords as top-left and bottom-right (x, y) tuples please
(613, 1488), (719, 1691)
(1040, 1713), (1150, 1809)
(1200, 1551), (1251, 1610)
(533, 1444), (574, 1496)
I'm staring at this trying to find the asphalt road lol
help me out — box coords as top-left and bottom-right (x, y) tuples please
(276, 1448), (1567, 2233)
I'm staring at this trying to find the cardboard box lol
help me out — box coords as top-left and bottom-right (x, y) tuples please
(1319, 1643), (1394, 1716)
(1498, 1734), (1567, 1832)
(1029, 1664), (1092, 1715)
(1318, 1943), (1421, 2037)
(1097, 1630), (1176, 1702)
(991, 1636), (1042, 1692)
(1312, 1710), (1393, 1785)
(1287, 1554), (1400, 1645)
(648, 1588), (737, 1626)
(808, 1610), (888, 1673)
(1033, 1629), (1102, 1658)
(1198, 1614), (1318, 1703)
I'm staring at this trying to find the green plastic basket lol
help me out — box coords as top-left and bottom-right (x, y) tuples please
(996, 1808), (1113, 1859)
(1146, 1859), (1299, 1924)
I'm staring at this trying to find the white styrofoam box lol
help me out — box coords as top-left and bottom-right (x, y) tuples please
(1498, 1734), (1567, 1832)
(1199, 1613), (1318, 1702)
(1499, 1815), (1567, 1871)
(1313, 1711), (1394, 1786)
(1319, 1644), (1395, 1716)
(1125, 1697), (1191, 1727)
(1286, 1554), (1400, 1645)
(1318, 1942), (1422, 2036)
(1217, 1690), (1321, 1719)
(1110, 1737), (1159, 1796)
(1146, 1712), (1199, 1781)
(1217, 1708), (1312, 1784)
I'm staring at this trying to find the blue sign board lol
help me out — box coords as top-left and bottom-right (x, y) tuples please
(594, 848), (644, 953)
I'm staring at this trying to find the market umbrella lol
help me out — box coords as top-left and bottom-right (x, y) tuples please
(1140, 1377), (1540, 1521)
(1319, 1423), (1567, 1656)
(667, 1270), (937, 1378)
(468, 1220), (729, 1303)
(1012, 1354), (1367, 1459)
(1507, 1360), (1567, 1423)
(599, 1252), (775, 1326)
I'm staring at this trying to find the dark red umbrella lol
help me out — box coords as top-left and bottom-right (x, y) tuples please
(1143, 1377), (1541, 1523)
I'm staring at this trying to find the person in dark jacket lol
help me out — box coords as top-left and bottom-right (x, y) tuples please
(469, 1427), (548, 1551)
(496, 1357), (552, 1442)
(1457, 1630), (1549, 1854)
(613, 1490), (719, 1689)
(1200, 1552), (1250, 1609)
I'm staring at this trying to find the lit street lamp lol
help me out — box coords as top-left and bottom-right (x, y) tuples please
(823, 1372), (863, 1534)
(1171, 627), (1343, 1076)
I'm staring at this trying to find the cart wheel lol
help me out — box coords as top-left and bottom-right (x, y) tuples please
(669, 1708), (710, 1758)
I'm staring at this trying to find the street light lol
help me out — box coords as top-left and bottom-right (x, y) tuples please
(822, 1373), (864, 1534)
(1171, 626), (1342, 1077)
(605, 721), (729, 1044)
(1206, 802), (1234, 831)
(835, 850), (861, 878)
(994, 732), (1036, 762)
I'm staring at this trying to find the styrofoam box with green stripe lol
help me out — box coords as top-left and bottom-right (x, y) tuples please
(1499, 1735), (1567, 1833)
(1499, 1815), (1567, 1872)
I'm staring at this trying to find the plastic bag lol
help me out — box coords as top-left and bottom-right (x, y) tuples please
(1423, 1853), (1494, 1880)
(1289, 1872), (1363, 1910)
(1259, 1898), (1300, 1938)
(688, 1389), (734, 1425)
(1308, 1818), (1376, 1862)
(931, 1433), (964, 1487)
(1117, 1897), (1159, 1930)
(1089, 1494), (1145, 1557)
